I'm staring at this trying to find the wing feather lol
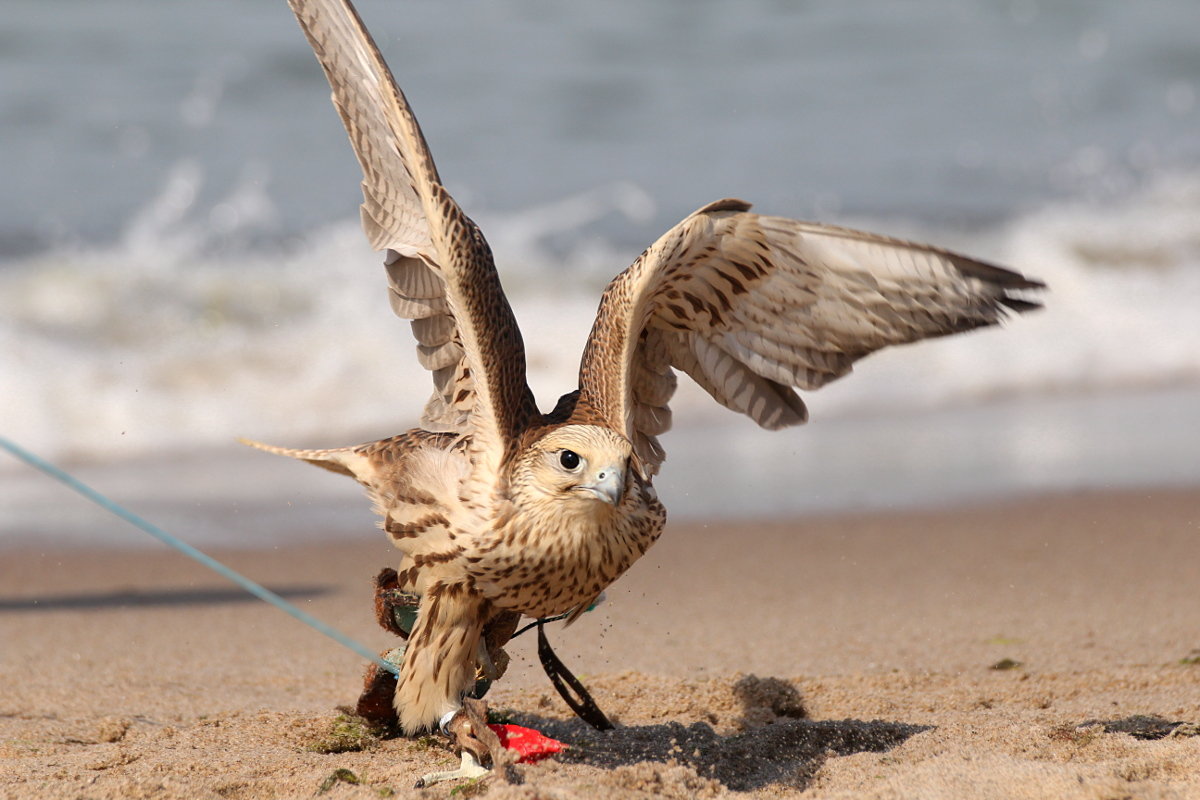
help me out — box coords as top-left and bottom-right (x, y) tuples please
(576, 199), (1043, 473)
(287, 0), (535, 455)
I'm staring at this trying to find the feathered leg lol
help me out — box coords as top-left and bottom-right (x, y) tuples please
(400, 583), (515, 786)
(395, 581), (490, 734)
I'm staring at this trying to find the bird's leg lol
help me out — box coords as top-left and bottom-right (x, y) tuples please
(414, 697), (512, 788)
(413, 612), (526, 785)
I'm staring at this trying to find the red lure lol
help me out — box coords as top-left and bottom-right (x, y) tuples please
(487, 724), (567, 763)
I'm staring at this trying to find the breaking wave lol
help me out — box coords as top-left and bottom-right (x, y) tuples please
(3, 168), (1198, 464)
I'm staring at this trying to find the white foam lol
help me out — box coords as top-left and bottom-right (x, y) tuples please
(3, 171), (1198, 467)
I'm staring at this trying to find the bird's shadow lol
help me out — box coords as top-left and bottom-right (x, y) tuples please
(514, 714), (927, 792)
(503, 676), (930, 792)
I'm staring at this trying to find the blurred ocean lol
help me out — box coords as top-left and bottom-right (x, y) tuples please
(3, 0), (1199, 547)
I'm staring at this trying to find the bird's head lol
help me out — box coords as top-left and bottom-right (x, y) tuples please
(513, 424), (632, 511)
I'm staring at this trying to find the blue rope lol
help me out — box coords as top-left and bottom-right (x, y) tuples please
(0, 436), (399, 677)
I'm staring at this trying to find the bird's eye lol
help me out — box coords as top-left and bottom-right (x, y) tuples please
(559, 449), (581, 470)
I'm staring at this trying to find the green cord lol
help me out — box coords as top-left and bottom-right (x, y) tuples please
(0, 436), (399, 677)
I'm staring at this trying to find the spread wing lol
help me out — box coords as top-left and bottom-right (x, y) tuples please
(286, 0), (536, 466)
(576, 199), (1044, 474)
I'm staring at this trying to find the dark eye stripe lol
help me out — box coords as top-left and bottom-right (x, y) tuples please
(559, 449), (581, 470)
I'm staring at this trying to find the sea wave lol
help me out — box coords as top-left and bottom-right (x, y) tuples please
(3, 169), (1198, 464)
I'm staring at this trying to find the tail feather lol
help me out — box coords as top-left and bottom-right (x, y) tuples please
(237, 437), (361, 478)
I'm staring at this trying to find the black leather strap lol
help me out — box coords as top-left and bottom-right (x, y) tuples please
(536, 619), (615, 731)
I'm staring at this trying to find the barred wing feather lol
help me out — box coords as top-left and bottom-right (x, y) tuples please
(577, 199), (1043, 474)
(287, 0), (536, 462)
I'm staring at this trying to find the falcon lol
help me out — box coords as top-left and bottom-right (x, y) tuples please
(252, 0), (1043, 781)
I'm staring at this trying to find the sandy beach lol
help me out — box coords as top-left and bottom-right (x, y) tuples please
(2, 487), (1198, 799)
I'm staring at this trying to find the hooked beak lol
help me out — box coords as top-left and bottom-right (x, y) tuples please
(576, 466), (624, 506)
